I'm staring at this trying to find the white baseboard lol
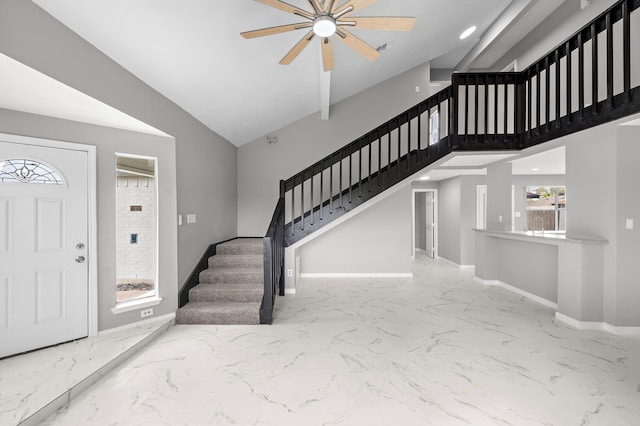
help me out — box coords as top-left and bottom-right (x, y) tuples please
(285, 288), (296, 295)
(300, 273), (413, 278)
(474, 277), (558, 309)
(99, 312), (175, 336)
(436, 256), (475, 270)
(603, 324), (640, 335)
(555, 313), (640, 335)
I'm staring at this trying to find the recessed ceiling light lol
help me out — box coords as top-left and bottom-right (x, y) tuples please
(532, 168), (541, 171)
(420, 176), (431, 181)
(460, 26), (477, 40)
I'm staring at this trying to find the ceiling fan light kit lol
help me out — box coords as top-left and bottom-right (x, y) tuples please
(241, 0), (416, 71)
(313, 16), (337, 37)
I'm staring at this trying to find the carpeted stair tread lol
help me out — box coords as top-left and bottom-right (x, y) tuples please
(176, 302), (260, 325)
(179, 238), (266, 325)
(216, 239), (263, 256)
(199, 268), (264, 284)
(189, 283), (264, 303)
(209, 254), (263, 269)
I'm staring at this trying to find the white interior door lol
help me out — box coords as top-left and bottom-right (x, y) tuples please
(425, 191), (435, 258)
(0, 141), (89, 358)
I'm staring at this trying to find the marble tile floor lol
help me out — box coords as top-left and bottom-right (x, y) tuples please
(0, 315), (174, 426)
(34, 256), (640, 424)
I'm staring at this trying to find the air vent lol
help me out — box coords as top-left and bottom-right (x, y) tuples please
(376, 40), (394, 53)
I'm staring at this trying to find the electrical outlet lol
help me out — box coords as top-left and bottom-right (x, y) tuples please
(499, 215), (503, 223)
(140, 308), (153, 318)
(287, 269), (293, 277)
(626, 219), (634, 230)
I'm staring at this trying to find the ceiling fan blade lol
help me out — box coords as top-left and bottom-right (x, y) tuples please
(321, 37), (335, 72)
(255, 0), (314, 20)
(343, 17), (416, 31)
(336, 28), (380, 61)
(308, 0), (323, 14)
(280, 30), (315, 65)
(241, 22), (312, 39)
(333, 0), (377, 16)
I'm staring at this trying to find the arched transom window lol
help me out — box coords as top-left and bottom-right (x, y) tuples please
(0, 159), (64, 185)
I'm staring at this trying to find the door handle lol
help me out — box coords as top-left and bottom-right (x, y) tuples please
(75, 256), (86, 263)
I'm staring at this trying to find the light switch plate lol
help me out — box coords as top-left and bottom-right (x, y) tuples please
(187, 214), (197, 224)
(626, 219), (634, 230)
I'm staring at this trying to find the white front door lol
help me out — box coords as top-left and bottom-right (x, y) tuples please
(0, 141), (89, 358)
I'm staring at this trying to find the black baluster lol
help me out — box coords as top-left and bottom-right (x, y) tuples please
(566, 40), (572, 124)
(578, 31), (585, 119)
(606, 12), (614, 109)
(555, 49), (561, 127)
(591, 22), (599, 115)
(623, 0), (631, 103)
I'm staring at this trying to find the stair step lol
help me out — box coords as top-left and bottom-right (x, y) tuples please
(199, 268), (263, 284)
(209, 254), (263, 269)
(176, 302), (260, 325)
(189, 283), (263, 303)
(217, 239), (263, 256)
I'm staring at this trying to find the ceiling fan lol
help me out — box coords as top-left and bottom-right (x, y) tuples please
(241, 0), (416, 71)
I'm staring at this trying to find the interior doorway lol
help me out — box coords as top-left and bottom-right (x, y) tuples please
(412, 189), (438, 259)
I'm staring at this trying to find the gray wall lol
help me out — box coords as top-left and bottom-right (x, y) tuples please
(459, 176), (485, 266)
(0, 109), (178, 330)
(0, 0), (238, 331)
(414, 192), (427, 251)
(0, 0), (238, 298)
(300, 185), (412, 274)
(486, 162), (513, 231)
(437, 177), (461, 264)
(493, 0), (619, 71)
(615, 124), (640, 326)
(238, 63), (431, 236)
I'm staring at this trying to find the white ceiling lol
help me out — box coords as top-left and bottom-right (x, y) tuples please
(0, 53), (168, 137)
(417, 145), (566, 181)
(26, 0), (568, 146)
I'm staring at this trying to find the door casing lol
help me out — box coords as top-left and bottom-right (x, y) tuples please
(412, 189), (438, 259)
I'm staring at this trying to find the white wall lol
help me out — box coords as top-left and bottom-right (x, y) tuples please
(238, 62), (431, 237)
(116, 176), (156, 281)
(0, 108), (178, 330)
(0, 0), (238, 295)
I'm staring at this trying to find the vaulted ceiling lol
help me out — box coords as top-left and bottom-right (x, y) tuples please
(25, 0), (568, 146)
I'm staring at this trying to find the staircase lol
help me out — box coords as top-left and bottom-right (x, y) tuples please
(176, 239), (264, 325)
(179, 0), (640, 325)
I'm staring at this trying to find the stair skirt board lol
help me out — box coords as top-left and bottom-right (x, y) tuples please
(177, 238), (266, 325)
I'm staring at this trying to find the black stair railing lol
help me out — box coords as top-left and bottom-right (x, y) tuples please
(280, 0), (640, 247)
(260, 0), (640, 320)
